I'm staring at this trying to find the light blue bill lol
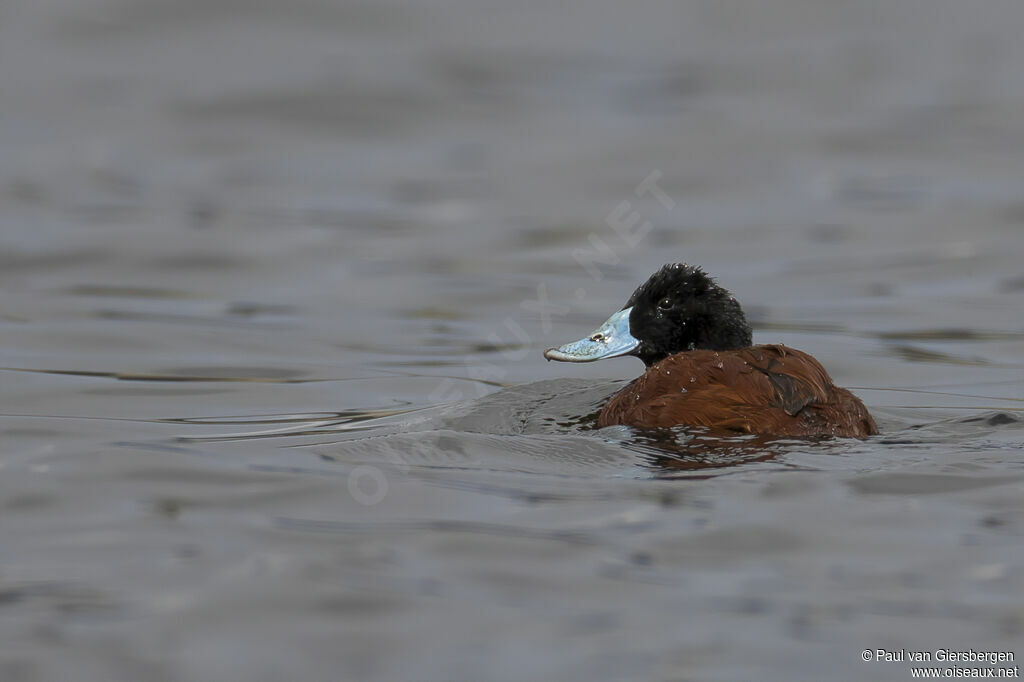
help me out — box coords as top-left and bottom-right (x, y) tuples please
(543, 307), (639, 362)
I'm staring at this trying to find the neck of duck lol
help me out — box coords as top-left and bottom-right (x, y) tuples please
(637, 312), (752, 367)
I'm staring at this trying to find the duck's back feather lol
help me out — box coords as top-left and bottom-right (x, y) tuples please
(597, 344), (877, 437)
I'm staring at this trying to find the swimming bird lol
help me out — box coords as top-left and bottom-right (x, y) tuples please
(544, 264), (877, 437)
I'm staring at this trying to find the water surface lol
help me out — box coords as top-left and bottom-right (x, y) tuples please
(2, 1), (1024, 680)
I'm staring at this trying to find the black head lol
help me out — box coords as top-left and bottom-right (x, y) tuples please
(623, 263), (752, 365)
(543, 263), (753, 368)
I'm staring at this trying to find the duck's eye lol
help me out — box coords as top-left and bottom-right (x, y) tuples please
(657, 298), (672, 311)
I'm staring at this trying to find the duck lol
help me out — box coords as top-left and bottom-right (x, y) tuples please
(543, 264), (878, 438)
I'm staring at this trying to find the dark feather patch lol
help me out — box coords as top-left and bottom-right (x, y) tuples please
(766, 373), (817, 417)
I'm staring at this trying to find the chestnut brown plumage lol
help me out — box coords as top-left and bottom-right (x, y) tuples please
(597, 344), (877, 437)
(544, 264), (878, 438)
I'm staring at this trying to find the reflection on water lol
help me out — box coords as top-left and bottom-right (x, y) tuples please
(3, 0), (1024, 679)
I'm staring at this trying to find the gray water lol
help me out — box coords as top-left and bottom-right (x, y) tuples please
(2, 1), (1024, 680)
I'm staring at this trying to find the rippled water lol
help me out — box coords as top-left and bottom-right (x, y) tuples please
(2, 1), (1024, 680)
